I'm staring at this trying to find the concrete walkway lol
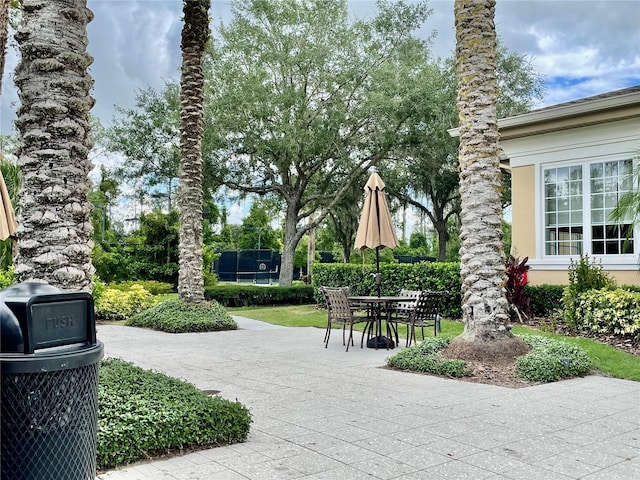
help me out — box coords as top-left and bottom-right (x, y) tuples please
(96, 316), (639, 480)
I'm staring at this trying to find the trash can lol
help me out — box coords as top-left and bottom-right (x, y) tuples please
(0, 282), (104, 480)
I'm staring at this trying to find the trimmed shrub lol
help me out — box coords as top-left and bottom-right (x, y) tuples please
(98, 359), (251, 470)
(577, 288), (640, 340)
(515, 335), (592, 382)
(127, 298), (237, 333)
(525, 284), (565, 317)
(95, 284), (157, 322)
(387, 337), (468, 377)
(205, 284), (314, 307)
(0, 266), (14, 289)
(563, 255), (615, 330)
(313, 262), (462, 318)
(109, 280), (175, 295)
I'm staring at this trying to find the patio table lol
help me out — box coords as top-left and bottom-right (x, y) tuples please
(348, 295), (416, 350)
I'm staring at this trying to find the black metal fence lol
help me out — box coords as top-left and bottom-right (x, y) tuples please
(214, 250), (282, 284)
(213, 250), (431, 284)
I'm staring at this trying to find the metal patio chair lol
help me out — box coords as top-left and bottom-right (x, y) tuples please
(320, 286), (372, 351)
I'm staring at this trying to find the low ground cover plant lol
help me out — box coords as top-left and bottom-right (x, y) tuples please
(515, 335), (592, 382)
(386, 337), (468, 377)
(127, 298), (237, 333)
(98, 359), (251, 470)
(387, 334), (592, 384)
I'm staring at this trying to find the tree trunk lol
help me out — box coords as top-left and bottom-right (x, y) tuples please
(177, 0), (210, 303)
(13, 0), (95, 291)
(278, 204), (304, 286)
(0, 0), (9, 92)
(435, 219), (448, 262)
(451, 0), (525, 358)
(278, 230), (297, 287)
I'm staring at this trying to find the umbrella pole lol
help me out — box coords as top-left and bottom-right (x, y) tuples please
(375, 247), (381, 297)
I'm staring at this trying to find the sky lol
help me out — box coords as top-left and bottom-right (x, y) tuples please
(1, 0), (639, 226)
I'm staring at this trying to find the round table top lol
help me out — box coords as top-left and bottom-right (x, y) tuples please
(348, 295), (416, 302)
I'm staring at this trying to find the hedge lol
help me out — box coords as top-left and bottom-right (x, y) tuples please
(204, 284), (314, 307)
(312, 262), (462, 318)
(524, 284), (565, 317)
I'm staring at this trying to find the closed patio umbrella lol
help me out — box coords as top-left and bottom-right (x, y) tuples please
(354, 170), (399, 296)
(0, 171), (16, 241)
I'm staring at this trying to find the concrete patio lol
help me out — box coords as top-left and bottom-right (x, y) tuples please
(96, 316), (639, 480)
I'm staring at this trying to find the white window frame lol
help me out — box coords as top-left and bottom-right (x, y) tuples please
(535, 155), (638, 271)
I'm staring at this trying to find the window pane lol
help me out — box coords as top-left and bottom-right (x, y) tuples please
(557, 167), (569, 184)
(590, 163), (603, 178)
(570, 166), (583, 180)
(621, 224), (634, 238)
(545, 242), (556, 255)
(604, 208), (617, 223)
(620, 160), (632, 175)
(591, 210), (604, 223)
(605, 193), (618, 208)
(591, 194), (604, 208)
(558, 199), (569, 211)
(622, 239), (634, 254)
(592, 225), (604, 239)
(571, 211), (583, 224)
(605, 161), (618, 177)
(592, 241), (604, 254)
(546, 212), (557, 226)
(558, 212), (570, 224)
(574, 242), (583, 255)
(569, 180), (582, 196)
(545, 198), (556, 212)
(544, 169), (556, 184)
(620, 175), (632, 191)
(591, 178), (603, 193)
(570, 226), (583, 238)
(606, 241), (619, 254)
(570, 196), (582, 210)
(545, 184), (557, 198)
(604, 178), (617, 192)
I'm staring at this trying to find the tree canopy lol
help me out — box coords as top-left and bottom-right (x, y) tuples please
(204, 0), (433, 285)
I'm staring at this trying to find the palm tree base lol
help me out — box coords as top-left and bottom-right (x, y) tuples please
(443, 336), (530, 362)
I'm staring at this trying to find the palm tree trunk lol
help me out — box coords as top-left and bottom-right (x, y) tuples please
(0, 0), (10, 93)
(451, 0), (526, 357)
(13, 0), (95, 291)
(177, 0), (210, 303)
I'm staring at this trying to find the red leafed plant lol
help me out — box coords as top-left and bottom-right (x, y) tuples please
(505, 255), (531, 322)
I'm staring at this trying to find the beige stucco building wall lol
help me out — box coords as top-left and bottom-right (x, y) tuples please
(499, 87), (640, 287)
(511, 164), (639, 286)
(510, 165), (535, 258)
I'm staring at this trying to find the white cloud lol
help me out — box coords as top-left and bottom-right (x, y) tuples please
(225, 202), (246, 225)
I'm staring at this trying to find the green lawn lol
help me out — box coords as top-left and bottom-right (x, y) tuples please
(230, 304), (640, 381)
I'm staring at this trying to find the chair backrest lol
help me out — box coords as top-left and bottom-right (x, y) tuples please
(412, 291), (443, 323)
(395, 289), (421, 312)
(320, 286), (352, 320)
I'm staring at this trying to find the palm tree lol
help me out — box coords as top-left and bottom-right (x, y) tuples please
(177, 0), (210, 303)
(13, 0), (95, 291)
(448, 0), (527, 359)
(0, 0), (9, 93)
